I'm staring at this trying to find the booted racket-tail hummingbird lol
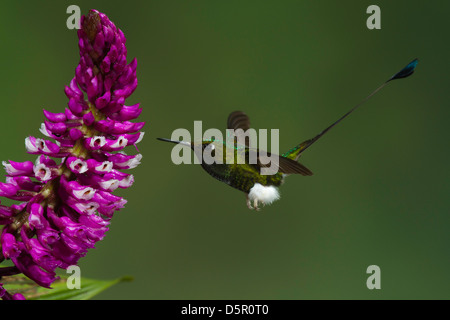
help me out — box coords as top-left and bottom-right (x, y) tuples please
(158, 59), (418, 210)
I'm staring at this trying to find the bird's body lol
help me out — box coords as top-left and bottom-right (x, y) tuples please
(197, 140), (286, 209)
(199, 150), (285, 193)
(158, 59), (418, 210)
(196, 138), (286, 208)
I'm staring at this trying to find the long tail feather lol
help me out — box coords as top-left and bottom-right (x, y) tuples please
(283, 58), (419, 161)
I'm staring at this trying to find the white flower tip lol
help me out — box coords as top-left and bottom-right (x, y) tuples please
(136, 132), (145, 144)
(73, 187), (95, 200)
(39, 123), (51, 137)
(90, 136), (106, 148)
(119, 174), (134, 188)
(128, 154), (142, 169)
(96, 161), (113, 173)
(25, 137), (38, 153)
(69, 159), (88, 174)
(34, 138), (50, 153)
(99, 179), (120, 191)
(75, 202), (99, 215)
(34, 163), (52, 182)
(111, 136), (128, 148)
(2, 161), (12, 174)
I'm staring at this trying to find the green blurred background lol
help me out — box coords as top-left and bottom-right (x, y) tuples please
(1, 0), (449, 299)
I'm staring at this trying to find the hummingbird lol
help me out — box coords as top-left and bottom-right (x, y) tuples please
(158, 59), (418, 210)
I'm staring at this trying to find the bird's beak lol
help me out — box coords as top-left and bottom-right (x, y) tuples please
(157, 137), (192, 147)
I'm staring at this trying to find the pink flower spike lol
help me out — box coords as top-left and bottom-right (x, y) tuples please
(0, 9), (143, 299)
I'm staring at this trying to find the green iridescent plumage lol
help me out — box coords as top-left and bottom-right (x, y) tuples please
(194, 139), (287, 194)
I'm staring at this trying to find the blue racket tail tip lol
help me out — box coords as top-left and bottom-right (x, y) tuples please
(390, 58), (419, 81)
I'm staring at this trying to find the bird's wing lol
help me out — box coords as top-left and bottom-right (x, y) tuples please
(227, 111), (251, 147)
(249, 150), (313, 176)
(227, 111), (250, 131)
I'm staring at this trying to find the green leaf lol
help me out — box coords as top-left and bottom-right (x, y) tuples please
(2, 274), (133, 300)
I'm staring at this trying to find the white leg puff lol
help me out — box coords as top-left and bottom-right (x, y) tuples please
(247, 183), (280, 211)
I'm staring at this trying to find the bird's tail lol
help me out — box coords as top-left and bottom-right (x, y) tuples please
(282, 58), (419, 162)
